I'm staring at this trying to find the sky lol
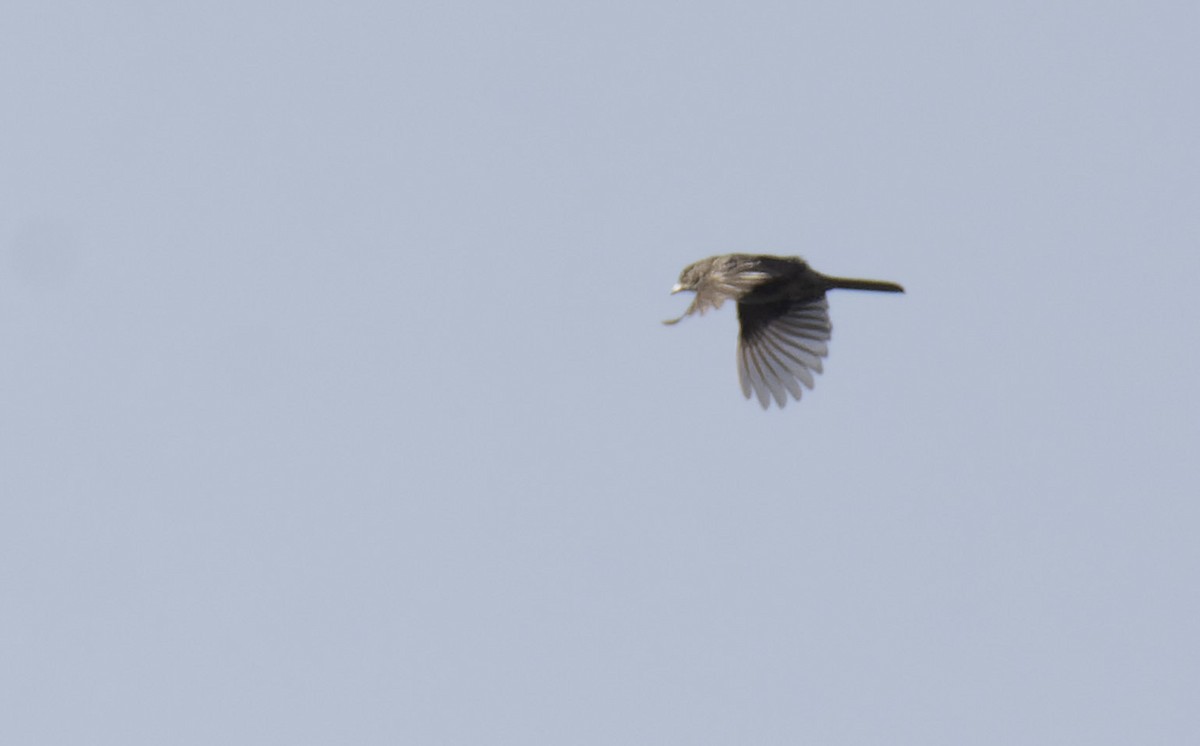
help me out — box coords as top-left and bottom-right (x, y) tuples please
(2, 1), (1198, 743)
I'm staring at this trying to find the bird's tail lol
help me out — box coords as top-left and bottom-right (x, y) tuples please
(822, 275), (905, 293)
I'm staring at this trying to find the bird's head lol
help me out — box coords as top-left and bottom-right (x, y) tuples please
(664, 257), (727, 325)
(671, 258), (714, 294)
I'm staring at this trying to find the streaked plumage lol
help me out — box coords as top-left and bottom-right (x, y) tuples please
(665, 254), (903, 408)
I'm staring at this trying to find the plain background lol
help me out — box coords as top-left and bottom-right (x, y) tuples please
(3, 1), (1198, 743)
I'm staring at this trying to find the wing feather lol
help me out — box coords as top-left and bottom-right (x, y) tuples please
(736, 297), (833, 409)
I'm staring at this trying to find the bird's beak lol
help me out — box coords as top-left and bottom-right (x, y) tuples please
(670, 283), (684, 294)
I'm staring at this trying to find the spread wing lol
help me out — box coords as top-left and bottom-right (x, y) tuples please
(736, 297), (832, 408)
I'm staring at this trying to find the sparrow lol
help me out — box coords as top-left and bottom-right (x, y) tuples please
(665, 254), (903, 408)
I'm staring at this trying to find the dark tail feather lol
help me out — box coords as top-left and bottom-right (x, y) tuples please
(822, 275), (905, 293)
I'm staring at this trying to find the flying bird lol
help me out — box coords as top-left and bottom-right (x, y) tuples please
(665, 254), (903, 408)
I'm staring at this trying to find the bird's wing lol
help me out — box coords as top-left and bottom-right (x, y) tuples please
(736, 297), (831, 408)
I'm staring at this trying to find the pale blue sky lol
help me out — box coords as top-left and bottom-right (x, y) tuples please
(3, 1), (1198, 743)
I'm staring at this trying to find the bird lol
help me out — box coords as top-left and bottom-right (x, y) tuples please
(665, 254), (903, 408)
